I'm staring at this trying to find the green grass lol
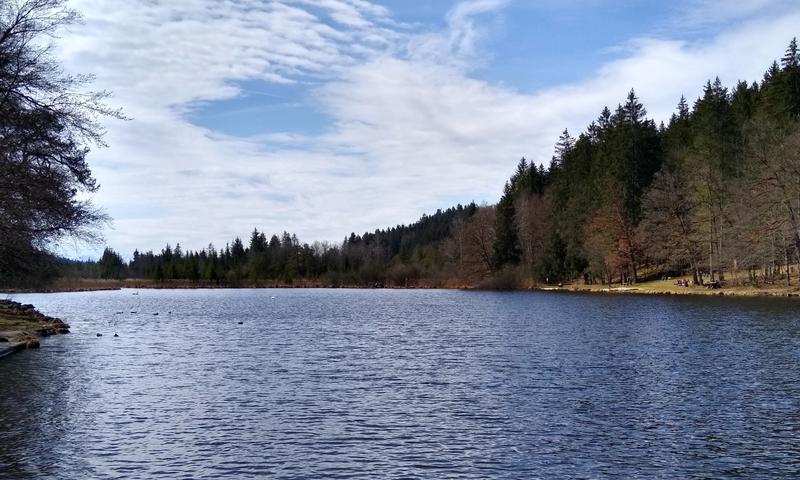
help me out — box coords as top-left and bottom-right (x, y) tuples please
(568, 277), (800, 297)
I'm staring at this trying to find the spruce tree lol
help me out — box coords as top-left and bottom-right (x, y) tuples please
(781, 37), (799, 69)
(555, 129), (575, 157)
(493, 181), (522, 268)
(780, 38), (800, 119)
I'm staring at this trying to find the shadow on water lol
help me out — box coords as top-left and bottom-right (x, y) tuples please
(0, 340), (91, 478)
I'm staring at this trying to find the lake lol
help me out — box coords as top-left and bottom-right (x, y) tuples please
(1, 288), (799, 478)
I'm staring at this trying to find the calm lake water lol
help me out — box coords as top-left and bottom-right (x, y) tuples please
(1, 289), (799, 479)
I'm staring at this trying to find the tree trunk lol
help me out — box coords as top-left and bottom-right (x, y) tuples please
(708, 209), (715, 283)
(786, 247), (791, 287)
(718, 221), (724, 281)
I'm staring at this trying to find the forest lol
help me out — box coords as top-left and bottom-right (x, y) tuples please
(5, 32), (800, 289)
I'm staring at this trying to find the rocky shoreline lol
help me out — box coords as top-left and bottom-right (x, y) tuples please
(0, 300), (70, 358)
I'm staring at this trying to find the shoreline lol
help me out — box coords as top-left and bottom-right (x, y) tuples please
(536, 280), (800, 299)
(5, 278), (800, 299)
(0, 300), (71, 359)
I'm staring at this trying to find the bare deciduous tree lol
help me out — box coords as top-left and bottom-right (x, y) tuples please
(453, 206), (496, 281)
(0, 0), (123, 284)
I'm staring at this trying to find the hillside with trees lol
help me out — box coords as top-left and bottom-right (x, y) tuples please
(531, 38), (800, 288)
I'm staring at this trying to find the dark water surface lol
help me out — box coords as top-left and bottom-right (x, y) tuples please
(1, 289), (799, 479)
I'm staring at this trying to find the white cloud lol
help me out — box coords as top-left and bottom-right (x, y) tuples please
(407, 0), (507, 68)
(56, 0), (800, 257)
(62, 0), (400, 106)
(676, 0), (798, 28)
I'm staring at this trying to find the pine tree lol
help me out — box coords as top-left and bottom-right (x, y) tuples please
(99, 248), (126, 279)
(623, 89), (646, 124)
(162, 244), (173, 262)
(677, 95), (690, 119)
(512, 158), (531, 192)
(551, 129), (575, 169)
(763, 61), (781, 85)
(493, 181), (522, 268)
(780, 37), (800, 119)
(231, 237), (246, 264)
(597, 107), (612, 130)
(781, 37), (798, 69)
(249, 228), (266, 254)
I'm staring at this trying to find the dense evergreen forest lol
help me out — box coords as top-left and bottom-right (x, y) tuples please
(61, 204), (480, 287)
(12, 38), (800, 289)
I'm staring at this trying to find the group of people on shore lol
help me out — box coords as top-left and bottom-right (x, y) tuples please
(671, 277), (722, 289)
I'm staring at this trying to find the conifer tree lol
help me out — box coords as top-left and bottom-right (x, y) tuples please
(781, 38), (798, 69)
(552, 129), (575, 169)
(493, 180), (522, 268)
(780, 38), (800, 119)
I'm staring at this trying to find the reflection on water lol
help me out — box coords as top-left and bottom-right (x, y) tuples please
(1, 289), (800, 478)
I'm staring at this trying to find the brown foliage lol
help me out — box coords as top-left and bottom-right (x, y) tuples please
(451, 206), (496, 282)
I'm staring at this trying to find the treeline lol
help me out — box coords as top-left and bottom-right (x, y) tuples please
(63, 204), (478, 286)
(54, 38), (800, 289)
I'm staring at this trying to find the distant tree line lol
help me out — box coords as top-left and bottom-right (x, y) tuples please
(61, 205), (479, 287)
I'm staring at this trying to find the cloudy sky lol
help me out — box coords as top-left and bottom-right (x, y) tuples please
(57, 0), (800, 257)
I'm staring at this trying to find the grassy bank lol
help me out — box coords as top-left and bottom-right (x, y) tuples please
(547, 278), (800, 298)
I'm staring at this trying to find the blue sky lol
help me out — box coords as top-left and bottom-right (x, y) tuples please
(58, 0), (800, 257)
(189, 81), (329, 138)
(191, 2), (682, 138)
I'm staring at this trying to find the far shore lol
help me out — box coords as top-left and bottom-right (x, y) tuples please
(4, 277), (800, 299)
(541, 278), (800, 299)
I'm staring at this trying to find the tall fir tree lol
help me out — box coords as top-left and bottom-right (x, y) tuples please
(493, 180), (522, 268)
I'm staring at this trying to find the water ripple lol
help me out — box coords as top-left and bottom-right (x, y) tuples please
(0, 289), (799, 478)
